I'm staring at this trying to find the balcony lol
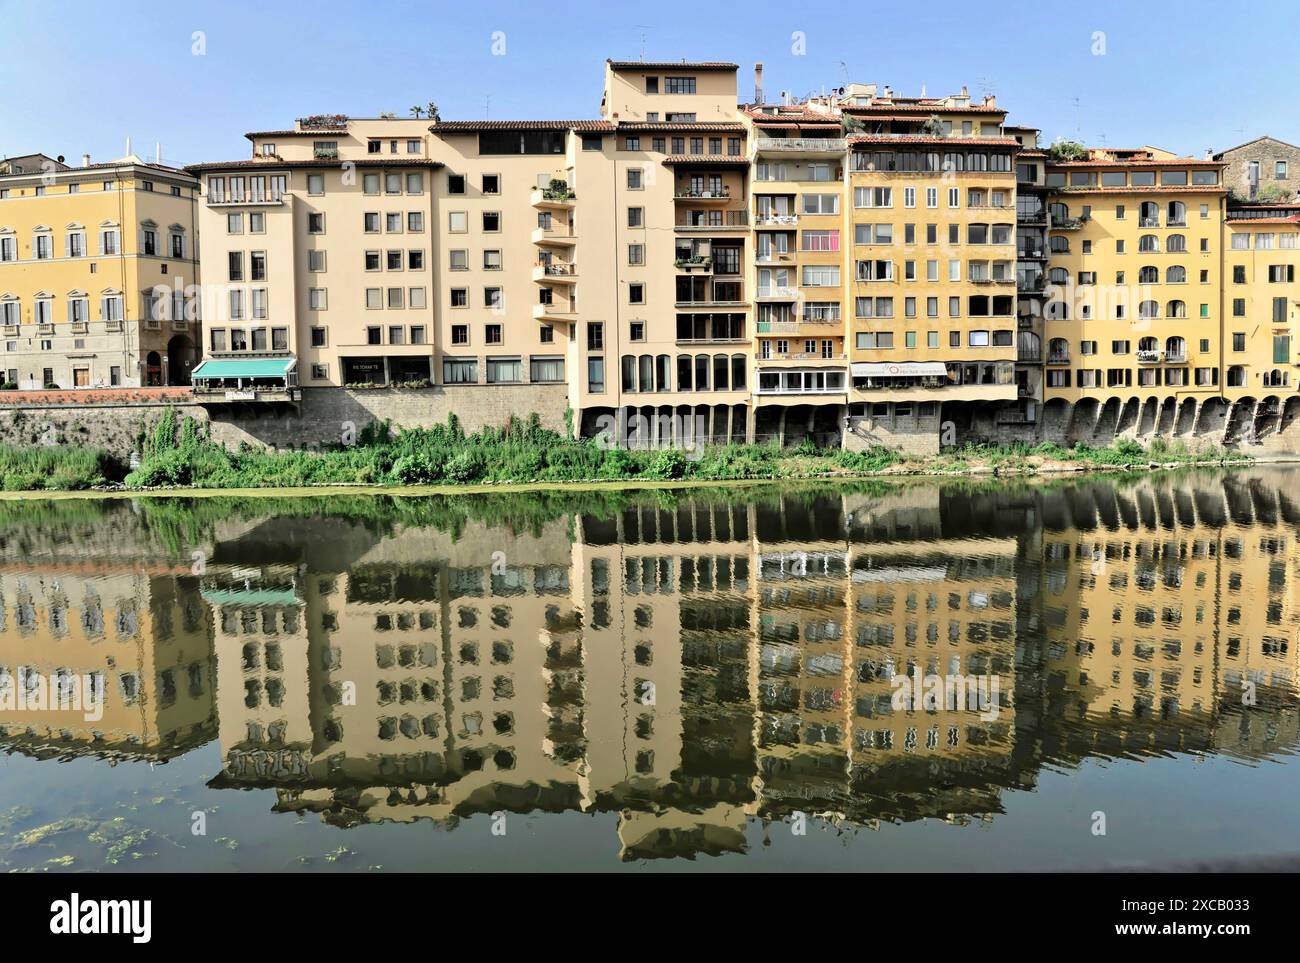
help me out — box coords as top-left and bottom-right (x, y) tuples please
(756, 320), (842, 335)
(1017, 274), (1045, 292)
(1046, 352), (1071, 365)
(755, 137), (848, 155)
(675, 212), (748, 232)
(1050, 213), (1086, 230)
(532, 261), (577, 284)
(754, 213), (799, 228)
(759, 352), (847, 364)
(1164, 351), (1187, 364)
(1137, 349), (1163, 364)
(531, 185), (576, 210)
(532, 227), (577, 246)
(970, 275), (1016, 286)
(206, 193), (285, 207)
(674, 256), (712, 272)
(1017, 207), (1047, 224)
(673, 189), (733, 204)
(532, 302), (577, 322)
(755, 286), (799, 300)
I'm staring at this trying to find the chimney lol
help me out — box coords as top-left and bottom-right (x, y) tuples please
(82, 153), (91, 167)
(754, 62), (764, 105)
(155, 142), (161, 164)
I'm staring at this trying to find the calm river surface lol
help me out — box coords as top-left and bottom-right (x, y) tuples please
(1, 468), (1298, 872)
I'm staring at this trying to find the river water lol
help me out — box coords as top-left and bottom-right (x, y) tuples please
(0, 468), (1297, 871)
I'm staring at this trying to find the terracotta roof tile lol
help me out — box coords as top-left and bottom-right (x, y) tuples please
(662, 154), (750, 166)
(431, 119), (614, 132)
(616, 121), (745, 133)
(185, 157), (443, 172)
(848, 135), (1020, 147)
(607, 60), (738, 71)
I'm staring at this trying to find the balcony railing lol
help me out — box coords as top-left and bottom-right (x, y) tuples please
(1050, 213), (1086, 230)
(1165, 351), (1187, 364)
(1017, 347), (1042, 363)
(1136, 349), (1163, 363)
(1046, 352), (1071, 365)
(754, 214), (799, 227)
(675, 212), (749, 230)
(674, 189), (732, 200)
(755, 137), (848, 153)
(207, 193), (285, 207)
(674, 256), (712, 270)
(756, 286), (799, 298)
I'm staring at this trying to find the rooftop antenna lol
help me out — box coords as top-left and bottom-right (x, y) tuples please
(634, 25), (651, 60)
(484, 94), (491, 120)
(839, 61), (849, 86)
(978, 77), (994, 100)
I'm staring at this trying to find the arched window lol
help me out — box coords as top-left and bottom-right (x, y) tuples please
(1049, 202), (1069, 221)
(638, 354), (653, 392)
(1139, 234), (1160, 253)
(1139, 201), (1160, 226)
(1048, 267), (1069, 284)
(1167, 201), (1186, 226)
(1139, 266), (1159, 284)
(730, 354), (746, 390)
(1138, 336), (1159, 352)
(1227, 365), (1246, 387)
(1050, 236), (1070, 253)
(713, 354), (729, 391)
(1139, 300), (1159, 319)
(676, 354), (693, 391)
(1165, 336), (1186, 358)
(1167, 234), (1187, 252)
(694, 354), (709, 391)
(1047, 337), (1070, 361)
(1166, 300), (1186, 318)
(656, 354), (671, 391)
(1166, 266), (1186, 284)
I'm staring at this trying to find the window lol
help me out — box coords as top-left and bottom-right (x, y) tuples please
(587, 356), (605, 392)
(448, 173), (466, 194)
(629, 283), (645, 304)
(486, 357), (521, 383)
(628, 243), (645, 265)
(483, 250), (502, 270)
(308, 250), (326, 272)
(307, 173), (324, 195)
(664, 76), (696, 94)
(449, 249), (468, 271)
(627, 168), (642, 190)
(482, 211), (500, 232)
(628, 207), (644, 228)
(530, 356), (564, 383)
(443, 357), (478, 384)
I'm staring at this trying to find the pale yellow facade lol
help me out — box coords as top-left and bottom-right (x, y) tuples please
(0, 154), (200, 388)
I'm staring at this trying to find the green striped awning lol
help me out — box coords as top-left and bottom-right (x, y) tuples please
(191, 358), (295, 379)
(201, 587), (301, 606)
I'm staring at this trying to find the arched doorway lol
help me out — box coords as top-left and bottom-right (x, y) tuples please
(145, 351), (163, 387)
(167, 335), (197, 386)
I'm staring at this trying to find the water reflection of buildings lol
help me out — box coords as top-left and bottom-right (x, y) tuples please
(0, 561), (217, 760)
(0, 473), (1298, 860)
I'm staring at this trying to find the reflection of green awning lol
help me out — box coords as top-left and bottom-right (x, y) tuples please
(192, 358), (294, 379)
(201, 588), (300, 606)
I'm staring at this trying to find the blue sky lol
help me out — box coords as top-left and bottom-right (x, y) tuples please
(2, 0), (1297, 167)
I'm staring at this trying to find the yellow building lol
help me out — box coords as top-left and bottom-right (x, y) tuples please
(0, 152), (200, 388)
(840, 85), (1020, 454)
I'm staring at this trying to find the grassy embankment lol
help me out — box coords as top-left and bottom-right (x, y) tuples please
(0, 407), (1251, 493)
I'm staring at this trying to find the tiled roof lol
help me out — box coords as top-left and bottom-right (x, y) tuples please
(848, 135), (1020, 147)
(1048, 157), (1223, 168)
(185, 158), (444, 172)
(616, 122), (745, 133)
(244, 130), (330, 139)
(430, 120), (614, 132)
(843, 103), (1005, 114)
(1053, 185), (1226, 194)
(662, 154), (750, 166)
(607, 60), (738, 71)
(1226, 215), (1300, 224)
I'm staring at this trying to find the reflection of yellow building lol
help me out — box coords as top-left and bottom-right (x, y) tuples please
(0, 563), (216, 758)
